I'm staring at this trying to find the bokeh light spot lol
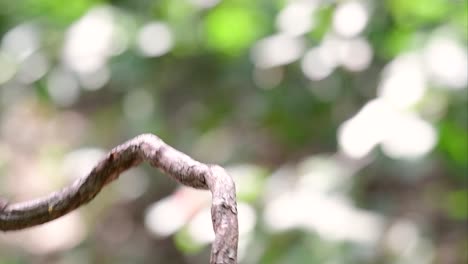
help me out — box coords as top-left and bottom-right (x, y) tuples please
(381, 114), (437, 159)
(333, 1), (368, 37)
(63, 6), (121, 73)
(16, 52), (49, 84)
(251, 34), (305, 68)
(338, 37), (373, 72)
(1, 23), (40, 61)
(424, 35), (467, 89)
(276, 1), (316, 36)
(47, 67), (80, 107)
(137, 22), (174, 57)
(378, 53), (427, 109)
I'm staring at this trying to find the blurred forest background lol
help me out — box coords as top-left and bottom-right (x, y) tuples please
(0, 0), (467, 263)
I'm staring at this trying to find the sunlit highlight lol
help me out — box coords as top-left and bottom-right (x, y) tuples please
(145, 196), (187, 237)
(381, 114), (437, 159)
(339, 98), (437, 159)
(1, 23), (40, 61)
(333, 1), (368, 37)
(137, 22), (174, 57)
(338, 99), (397, 158)
(16, 52), (49, 84)
(338, 37), (373, 72)
(251, 34), (305, 68)
(424, 35), (468, 89)
(47, 67), (80, 106)
(63, 7), (121, 73)
(77, 65), (110, 91)
(302, 47), (336, 81)
(277, 1), (316, 36)
(378, 53), (427, 109)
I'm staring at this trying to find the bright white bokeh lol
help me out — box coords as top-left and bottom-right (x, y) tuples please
(144, 196), (187, 237)
(301, 46), (336, 80)
(1, 23), (40, 61)
(264, 191), (383, 244)
(381, 114), (437, 159)
(338, 98), (437, 159)
(338, 99), (398, 159)
(337, 37), (373, 72)
(187, 207), (215, 243)
(16, 52), (49, 84)
(302, 34), (373, 80)
(301, 194), (383, 244)
(424, 36), (468, 89)
(144, 185), (257, 260)
(61, 148), (105, 181)
(320, 33), (344, 67)
(251, 33), (305, 68)
(263, 191), (301, 230)
(385, 219), (434, 264)
(77, 65), (110, 91)
(115, 169), (149, 200)
(378, 53), (427, 109)
(137, 22), (174, 57)
(276, 1), (316, 36)
(385, 219), (420, 257)
(63, 7), (121, 73)
(47, 67), (80, 106)
(301, 34), (343, 80)
(333, 1), (368, 37)
(262, 157), (384, 245)
(297, 156), (350, 194)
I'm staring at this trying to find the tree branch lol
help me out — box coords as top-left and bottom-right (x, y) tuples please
(0, 134), (238, 264)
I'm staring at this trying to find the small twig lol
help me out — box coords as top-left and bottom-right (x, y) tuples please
(0, 134), (238, 264)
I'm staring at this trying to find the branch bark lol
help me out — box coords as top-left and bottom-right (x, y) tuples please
(0, 134), (238, 264)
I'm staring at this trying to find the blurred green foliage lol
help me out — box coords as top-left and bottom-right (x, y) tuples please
(0, 0), (466, 264)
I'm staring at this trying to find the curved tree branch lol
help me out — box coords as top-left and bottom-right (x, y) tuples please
(0, 134), (238, 264)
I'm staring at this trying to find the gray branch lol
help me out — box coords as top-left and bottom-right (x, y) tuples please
(0, 134), (238, 264)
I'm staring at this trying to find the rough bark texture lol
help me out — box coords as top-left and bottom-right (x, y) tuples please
(0, 134), (238, 264)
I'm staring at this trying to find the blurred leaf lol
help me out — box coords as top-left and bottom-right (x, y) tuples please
(228, 164), (268, 203)
(438, 121), (468, 172)
(450, 2), (468, 39)
(260, 231), (308, 264)
(158, 0), (199, 55)
(174, 227), (205, 254)
(445, 190), (468, 220)
(204, 4), (266, 55)
(309, 5), (333, 41)
(387, 0), (449, 27)
(157, 0), (194, 22)
(382, 27), (415, 57)
(22, 0), (100, 23)
(261, 232), (346, 264)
